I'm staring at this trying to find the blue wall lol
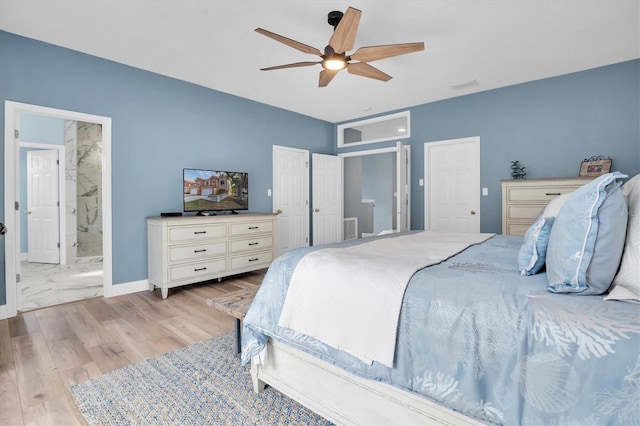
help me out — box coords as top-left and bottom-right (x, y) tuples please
(338, 60), (640, 233)
(0, 30), (334, 304)
(1, 29), (638, 306)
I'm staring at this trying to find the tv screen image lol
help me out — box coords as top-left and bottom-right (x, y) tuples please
(183, 168), (248, 213)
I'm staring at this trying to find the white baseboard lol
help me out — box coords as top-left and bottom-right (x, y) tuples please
(108, 279), (149, 297)
(0, 304), (8, 320)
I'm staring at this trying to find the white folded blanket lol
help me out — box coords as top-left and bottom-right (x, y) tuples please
(278, 231), (494, 368)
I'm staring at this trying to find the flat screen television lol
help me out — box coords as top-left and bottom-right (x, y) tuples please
(183, 168), (248, 214)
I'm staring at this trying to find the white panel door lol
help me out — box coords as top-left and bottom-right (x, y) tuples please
(312, 153), (343, 245)
(27, 149), (60, 263)
(425, 137), (480, 232)
(395, 142), (409, 232)
(273, 145), (309, 257)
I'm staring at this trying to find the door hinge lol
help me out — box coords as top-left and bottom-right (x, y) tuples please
(16, 273), (20, 283)
(305, 161), (309, 168)
(305, 200), (308, 205)
(15, 201), (19, 211)
(305, 237), (309, 243)
(57, 242), (60, 248)
(14, 129), (19, 139)
(57, 159), (59, 165)
(57, 201), (60, 207)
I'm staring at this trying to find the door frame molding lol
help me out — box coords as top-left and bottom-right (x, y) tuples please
(22, 143), (66, 265)
(4, 101), (113, 318)
(423, 136), (480, 231)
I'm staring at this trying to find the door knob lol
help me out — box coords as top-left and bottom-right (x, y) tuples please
(314, 208), (320, 213)
(25, 210), (32, 215)
(470, 210), (476, 215)
(0, 223), (6, 235)
(276, 209), (283, 214)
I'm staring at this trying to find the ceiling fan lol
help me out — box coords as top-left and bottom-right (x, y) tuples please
(255, 6), (425, 87)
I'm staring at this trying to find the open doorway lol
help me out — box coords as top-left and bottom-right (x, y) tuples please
(4, 101), (112, 317)
(19, 117), (104, 310)
(340, 144), (410, 239)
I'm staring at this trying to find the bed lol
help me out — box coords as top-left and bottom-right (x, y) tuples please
(241, 172), (640, 425)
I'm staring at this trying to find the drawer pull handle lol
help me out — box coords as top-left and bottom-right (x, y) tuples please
(248, 258), (259, 262)
(248, 226), (259, 230)
(194, 231), (207, 234)
(546, 192), (561, 196)
(194, 267), (207, 272)
(248, 242), (259, 246)
(194, 249), (207, 253)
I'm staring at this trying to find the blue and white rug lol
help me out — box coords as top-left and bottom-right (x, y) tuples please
(71, 332), (331, 425)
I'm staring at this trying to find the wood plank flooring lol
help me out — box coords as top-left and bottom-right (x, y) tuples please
(0, 270), (265, 425)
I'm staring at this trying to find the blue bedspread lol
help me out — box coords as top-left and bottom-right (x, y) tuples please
(241, 234), (640, 425)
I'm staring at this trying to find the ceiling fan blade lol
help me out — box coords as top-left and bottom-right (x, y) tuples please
(255, 28), (323, 56)
(319, 69), (340, 87)
(350, 42), (425, 63)
(260, 61), (321, 71)
(347, 62), (392, 82)
(328, 7), (361, 53)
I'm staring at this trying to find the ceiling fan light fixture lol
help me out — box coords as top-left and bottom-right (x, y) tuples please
(322, 57), (347, 71)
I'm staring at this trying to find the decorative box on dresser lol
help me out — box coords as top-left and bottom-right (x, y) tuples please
(147, 213), (276, 298)
(501, 177), (593, 235)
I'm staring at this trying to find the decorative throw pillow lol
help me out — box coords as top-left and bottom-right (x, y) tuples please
(546, 172), (628, 295)
(605, 174), (640, 303)
(518, 216), (555, 276)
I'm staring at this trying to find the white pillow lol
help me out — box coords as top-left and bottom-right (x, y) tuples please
(605, 174), (640, 303)
(541, 192), (571, 218)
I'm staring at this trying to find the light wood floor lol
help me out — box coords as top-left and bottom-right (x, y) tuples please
(0, 270), (265, 426)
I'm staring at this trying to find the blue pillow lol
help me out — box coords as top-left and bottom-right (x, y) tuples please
(518, 216), (555, 276)
(546, 172), (628, 295)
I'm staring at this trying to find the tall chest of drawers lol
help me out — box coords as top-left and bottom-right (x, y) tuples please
(501, 177), (593, 235)
(147, 213), (276, 298)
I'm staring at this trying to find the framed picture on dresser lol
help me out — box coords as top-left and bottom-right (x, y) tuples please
(579, 156), (612, 177)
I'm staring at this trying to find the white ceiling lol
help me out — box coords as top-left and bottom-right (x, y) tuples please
(0, 1), (638, 123)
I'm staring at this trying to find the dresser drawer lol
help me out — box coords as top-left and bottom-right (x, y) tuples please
(168, 241), (227, 263)
(506, 204), (545, 221)
(506, 186), (577, 203)
(230, 220), (274, 237)
(505, 222), (531, 236)
(169, 258), (227, 282)
(168, 224), (227, 243)
(230, 251), (273, 270)
(230, 236), (273, 254)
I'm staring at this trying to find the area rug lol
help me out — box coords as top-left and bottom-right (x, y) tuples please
(70, 332), (331, 425)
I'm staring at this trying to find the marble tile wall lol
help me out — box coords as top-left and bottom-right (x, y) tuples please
(64, 119), (78, 261)
(76, 122), (103, 257)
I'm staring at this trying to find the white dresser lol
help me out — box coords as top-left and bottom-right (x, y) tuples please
(501, 177), (592, 235)
(147, 213), (276, 298)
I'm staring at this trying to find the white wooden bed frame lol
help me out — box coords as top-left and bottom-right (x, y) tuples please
(251, 339), (485, 425)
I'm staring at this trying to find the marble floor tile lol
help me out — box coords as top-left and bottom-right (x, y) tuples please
(20, 259), (103, 311)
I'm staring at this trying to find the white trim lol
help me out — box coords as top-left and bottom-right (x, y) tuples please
(0, 303), (7, 320)
(337, 111), (411, 148)
(19, 141), (67, 265)
(3, 101), (113, 317)
(109, 279), (149, 297)
(424, 136), (481, 232)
